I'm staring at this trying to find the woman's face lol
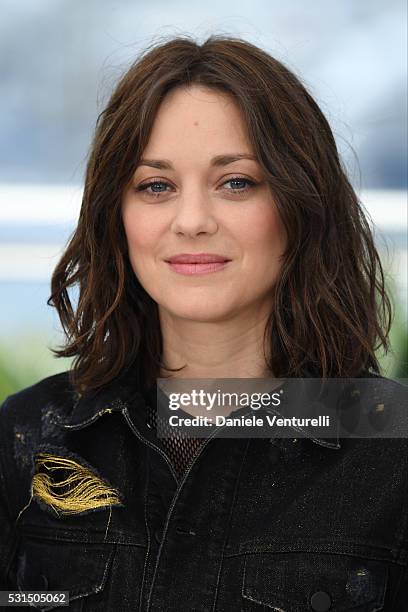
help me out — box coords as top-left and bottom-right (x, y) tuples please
(122, 85), (287, 324)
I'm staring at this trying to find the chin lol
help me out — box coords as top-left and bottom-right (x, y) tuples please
(162, 301), (234, 323)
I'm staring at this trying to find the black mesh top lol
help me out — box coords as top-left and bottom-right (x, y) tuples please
(144, 385), (206, 480)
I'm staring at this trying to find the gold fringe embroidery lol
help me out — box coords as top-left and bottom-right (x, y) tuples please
(31, 453), (122, 517)
(15, 490), (34, 525)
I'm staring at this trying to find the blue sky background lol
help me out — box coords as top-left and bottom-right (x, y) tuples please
(1, 0), (406, 188)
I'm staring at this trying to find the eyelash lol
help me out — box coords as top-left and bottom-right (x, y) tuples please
(135, 177), (257, 198)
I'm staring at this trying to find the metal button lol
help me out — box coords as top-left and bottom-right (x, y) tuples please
(310, 590), (332, 611)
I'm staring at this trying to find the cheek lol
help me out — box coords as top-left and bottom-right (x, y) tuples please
(122, 207), (162, 258)
(237, 208), (286, 256)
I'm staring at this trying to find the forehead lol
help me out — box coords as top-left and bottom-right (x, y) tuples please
(142, 85), (252, 157)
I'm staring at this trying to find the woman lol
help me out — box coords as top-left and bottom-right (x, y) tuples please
(0, 35), (406, 611)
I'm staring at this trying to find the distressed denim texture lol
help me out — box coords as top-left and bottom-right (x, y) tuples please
(0, 369), (407, 611)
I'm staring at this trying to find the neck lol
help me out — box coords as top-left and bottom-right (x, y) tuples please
(158, 307), (273, 379)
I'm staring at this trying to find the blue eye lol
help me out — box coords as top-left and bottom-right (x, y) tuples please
(224, 178), (255, 191)
(137, 181), (169, 195)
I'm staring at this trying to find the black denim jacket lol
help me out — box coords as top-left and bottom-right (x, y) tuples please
(0, 369), (407, 611)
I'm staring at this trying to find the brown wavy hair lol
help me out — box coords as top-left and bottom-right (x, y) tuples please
(47, 34), (393, 395)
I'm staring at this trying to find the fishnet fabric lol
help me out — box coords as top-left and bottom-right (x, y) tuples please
(145, 395), (206, 480)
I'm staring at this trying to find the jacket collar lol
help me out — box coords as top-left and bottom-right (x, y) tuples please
(58, 368), (342, 450)
(58, 365), (147, 430)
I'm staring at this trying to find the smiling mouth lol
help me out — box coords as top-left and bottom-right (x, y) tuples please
(164, 252), (232, 275)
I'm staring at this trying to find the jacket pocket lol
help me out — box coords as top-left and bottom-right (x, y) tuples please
(241, 552), (388, 611)
(10, 536), (114, 611)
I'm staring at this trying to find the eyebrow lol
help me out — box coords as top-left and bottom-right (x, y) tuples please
(137, 153), (258, 170)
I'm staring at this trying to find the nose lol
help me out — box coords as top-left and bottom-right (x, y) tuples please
(170, 185), (218, 238)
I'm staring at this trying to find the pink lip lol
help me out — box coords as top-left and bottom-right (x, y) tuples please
(165, 253), (231, 264)
(164, 253), (232, 276)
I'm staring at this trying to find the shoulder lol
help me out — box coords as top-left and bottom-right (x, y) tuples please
(355, 370), (406, 400)
(0, 371), (77, 508)
(338, 372), (408, 466)
(0, 370), (76, 432)
(351, 370), (407, 433)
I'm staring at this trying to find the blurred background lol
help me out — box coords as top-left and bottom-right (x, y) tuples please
(0, 0), (407, 401)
